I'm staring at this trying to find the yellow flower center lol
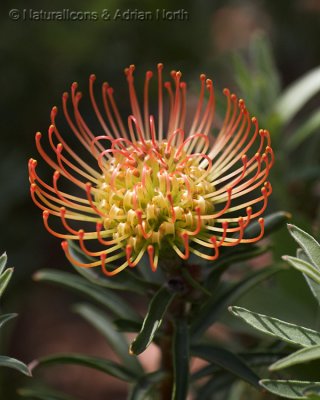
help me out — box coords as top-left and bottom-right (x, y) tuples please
(94, 140), (215, 255)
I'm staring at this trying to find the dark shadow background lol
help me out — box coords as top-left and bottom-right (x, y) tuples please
(0, 0), (320, 398)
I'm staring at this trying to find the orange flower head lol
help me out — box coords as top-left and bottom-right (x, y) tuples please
(29, 64), (273, 275)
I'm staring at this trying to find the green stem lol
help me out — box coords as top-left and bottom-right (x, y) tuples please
(160, 298), (185, 400)
(159, 321), (174, 400)
(159, 263), (201, 399)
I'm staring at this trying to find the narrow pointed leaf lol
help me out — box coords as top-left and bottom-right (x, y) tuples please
(270, 344), (320, 371)
(191, 344), (259, 388)
(128, 371), (166, 400)
(206, 245), (270, 291)
(0, 268), (13, 297)
(244, 211), (291, 239)
(192, 352), (282, 381)
(287, 110), (320, 151)
(229, 306), (320, 347)
(114, 318), (143, 333)
(73, 303), (143, 374)
(260, 379), (320, 399)
(0, 313), (17, 329)
(274, 66), (320, 124)
(130, 286), (177, 355)
(0, 356), (31, 376)
(33, 269), (139, 321)
(283, 256), (320, 284)
(191, 364), (220, 381)
(172, 318), (189, 400)
(304, 275), (320, 306)
(297, 249), (320, 305)
(18, 387), (76, 400)
(68, 241), (153, 294)
(287, 225), (320, 269)
(0, 252), (8, 275)
(191, 266), (281, 339)
(306, 275), (320, 306)
(73, 264), (153, 294)
(30, 353), (138, 381)
(196, 373), (235, 400)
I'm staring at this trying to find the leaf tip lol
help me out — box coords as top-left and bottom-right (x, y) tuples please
(258, 380), (269, 393)
(27, 359), (39, 372)
(32, 272), (41, 282)
(228, 306), (235, 314)
(128, 346), (135, 356)
(268, 363), (277, 372)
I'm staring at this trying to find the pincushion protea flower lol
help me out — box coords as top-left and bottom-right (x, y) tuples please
(29, 64), (273, 276)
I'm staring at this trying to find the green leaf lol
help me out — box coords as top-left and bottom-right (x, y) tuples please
(191, 266), (281, 340)
(192, 364), (220, 381)
(30, 353), (138, 381)
(244, 211), (292, 239)
(206, 245), (270, 291)
(192, 352), (282, 381)
(304, 385), (320, 399)
(0, 356), (31, 376)
(0, 313), (17, 329)
(191, 344), (259, 388)
(73, 303), (143, 374)
(33, 269), (139, 321)
(229, 306), (320, 347)
(0, 267), (13, 298)
(274, 66), (320, 124)
(305, 395), (320, 400)
(287, 110), (320, 151)
(287, 224), (320, 269)
(18, 387), (76, 400)
(172, 318), (189, 400)
(304, 274), (320, 305)
(233, 33), (280, 123)
(114, 318), (143, 333)
(260, 379), (320, 399)
(249, 33), (280, 100)
(283, 256), (320, 284)
(128, 371), (166, 400)
(0, 252), (8, 274)
(68, 241), (153, 294)
(196, 372), (235, 400)
(130, 285), (177, 355)
(297, 249), (320, 306)
(270, 344), (320, 371)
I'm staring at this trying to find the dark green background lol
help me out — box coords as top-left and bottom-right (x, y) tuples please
(0, 0), (319, 398)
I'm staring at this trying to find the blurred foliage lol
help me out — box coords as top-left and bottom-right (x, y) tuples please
(0, 253), (30, 381)
(0, 0), (319, 398)
(229, 224), (320, 399)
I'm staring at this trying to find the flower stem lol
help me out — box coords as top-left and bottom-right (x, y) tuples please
(159, 322), (174, 400)
(158, 263), (201, 399)
(159, 296), (186, 399)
